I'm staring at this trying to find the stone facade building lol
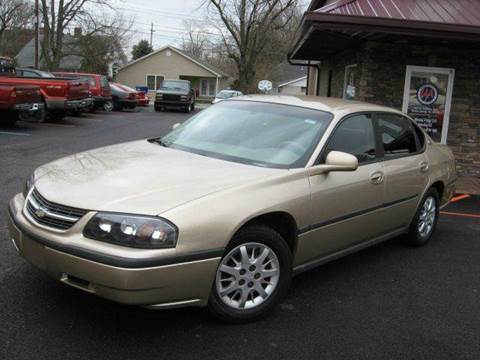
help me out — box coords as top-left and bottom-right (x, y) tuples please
(289, 0), (480, 177)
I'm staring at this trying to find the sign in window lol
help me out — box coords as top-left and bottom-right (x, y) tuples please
(402, 66), (455, 144)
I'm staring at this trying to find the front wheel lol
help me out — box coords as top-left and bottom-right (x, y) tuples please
(208, 225), (292, 323)
(103, 101), (114, 112)
(404, 188), (439, 247)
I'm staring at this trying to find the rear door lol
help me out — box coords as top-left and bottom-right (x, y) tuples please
(375, 112), (429, 230)
(296, 113), (387, 265)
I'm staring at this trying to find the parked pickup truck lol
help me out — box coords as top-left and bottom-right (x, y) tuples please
(53, 72), (112, 112)
(0, 84), (44, 126)
(154, 79), (195, 113)
(0, 69), (91, 121)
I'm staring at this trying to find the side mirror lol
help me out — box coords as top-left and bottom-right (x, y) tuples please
(172, 123), (181, 130)
(308, 151), (359, 176)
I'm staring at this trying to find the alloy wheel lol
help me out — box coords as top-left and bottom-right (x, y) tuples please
(215, 242), (280, 310)
(103, 101), (113, 112)
(418, 196), (436, 238)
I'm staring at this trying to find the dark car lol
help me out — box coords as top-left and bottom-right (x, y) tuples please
(109, 82), (137, 111)
(154, 79), (195, 113)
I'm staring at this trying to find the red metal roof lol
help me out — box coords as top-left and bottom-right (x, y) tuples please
(317, 0), (480, 26)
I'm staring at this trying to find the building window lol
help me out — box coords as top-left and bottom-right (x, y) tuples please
(343, 64), (357, 100)
(200, 79), (216, 97)
(146, 75), (164, 91)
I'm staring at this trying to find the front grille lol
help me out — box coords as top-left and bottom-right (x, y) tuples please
(162, 94), (181, 102)
(26, 189), (88, 230)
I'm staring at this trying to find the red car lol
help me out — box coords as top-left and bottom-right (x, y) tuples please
(53, 72), (112, 112)
(136, 91), (150, 106)
(0, 84), (43, 126)
(0, 70), (90, 121)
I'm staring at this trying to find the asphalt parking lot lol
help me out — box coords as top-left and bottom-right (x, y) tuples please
(1, 109), (479, 360)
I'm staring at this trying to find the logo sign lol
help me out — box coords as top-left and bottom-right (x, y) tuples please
(258, 80), (272, 93)
(416, 84), (438, 106)
(35, 208), (47, 218)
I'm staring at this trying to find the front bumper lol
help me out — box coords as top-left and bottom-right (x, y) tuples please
(155, 100), (189, 107)
(66, 97), (93, 111)
(13, 102), (45, 113)
(8, 193), (221, 308)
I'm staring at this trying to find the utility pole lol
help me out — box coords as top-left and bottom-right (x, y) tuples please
(34, 0), (39, 68)
(150, 23), (155, 48)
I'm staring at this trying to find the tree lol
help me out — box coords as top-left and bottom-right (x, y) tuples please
(0, 0), (33, 53)
(131, 40), (153, 61)
(39, 0), (114, 70)
(206, 0), (300, 92)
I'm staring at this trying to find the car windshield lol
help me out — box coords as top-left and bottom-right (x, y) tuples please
(216, 91), (237, 99)
(157, 101), (333, 169)
(160, 80), (189, 91)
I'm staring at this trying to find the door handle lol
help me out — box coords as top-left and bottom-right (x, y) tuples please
(370, 171), (384, 185)
(420, 162), (430, 173)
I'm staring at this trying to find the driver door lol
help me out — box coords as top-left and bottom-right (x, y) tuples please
(295, 114), (388, 266)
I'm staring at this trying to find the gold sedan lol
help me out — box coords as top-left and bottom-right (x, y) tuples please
(8, 96), (456, 322)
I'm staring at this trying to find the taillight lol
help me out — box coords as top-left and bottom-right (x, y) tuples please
(10, 90), (17, 98)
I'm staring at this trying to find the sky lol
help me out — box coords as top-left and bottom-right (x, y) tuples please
(110, 0), (211, 55)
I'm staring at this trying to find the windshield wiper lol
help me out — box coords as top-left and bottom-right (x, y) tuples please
(149, 138), (169, 147)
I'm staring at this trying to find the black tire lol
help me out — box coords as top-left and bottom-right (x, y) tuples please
(48, 110), (66, 122)
(191, 103), (195, 111)
(403, 188), (440, 247)
(4, 110), (18, 127)
(208, 224), (292, 323)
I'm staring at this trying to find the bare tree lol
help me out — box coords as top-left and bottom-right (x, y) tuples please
(206, 0), (300, 92)
(39, 0), (116, 70)
(0, 0), (33, 52)
(181, 20), (211, 60)
(74, 13), (131, 73)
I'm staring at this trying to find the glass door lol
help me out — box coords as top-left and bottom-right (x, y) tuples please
(402, 66), (455, 144)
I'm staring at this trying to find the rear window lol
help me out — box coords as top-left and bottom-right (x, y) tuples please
(80, 76), (96, 87)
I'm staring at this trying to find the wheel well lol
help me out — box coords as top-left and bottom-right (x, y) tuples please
(239, 212), (298, 254)
(431, 181), (445, 200)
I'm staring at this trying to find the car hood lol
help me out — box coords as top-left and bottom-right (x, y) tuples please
(33, 140), (280, 215)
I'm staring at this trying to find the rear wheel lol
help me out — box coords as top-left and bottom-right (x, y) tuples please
(208, 225), (292, 323)
(404, 188), (439, 247)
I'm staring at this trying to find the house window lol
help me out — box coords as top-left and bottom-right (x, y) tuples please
(200, 79), (216, 97)
(146, 75), (164, 91)
(343, 64), (357, 100)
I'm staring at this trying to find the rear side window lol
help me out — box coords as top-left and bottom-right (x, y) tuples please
(324, 114), (376, 164)
(377, 114), (418, 157)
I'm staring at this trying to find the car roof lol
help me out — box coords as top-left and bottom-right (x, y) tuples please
(54, 72), (99, 76)
(231, 95), (405, 115)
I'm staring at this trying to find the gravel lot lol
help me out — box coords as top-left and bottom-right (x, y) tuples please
(1, 108), (479, 360)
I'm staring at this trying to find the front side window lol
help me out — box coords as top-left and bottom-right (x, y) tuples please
(324, 114), (376, 164)
(377, 114), (418, 157)
(158, 101), (333, 168)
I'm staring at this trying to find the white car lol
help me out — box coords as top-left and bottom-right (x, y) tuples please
(212, 90), (244, 104)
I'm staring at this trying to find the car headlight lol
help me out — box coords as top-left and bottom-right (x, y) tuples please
(83, 212), (178, 249)
(23, 173), (35, 197)
(156, 94), (163, 99)
(181, 95), (188, 101)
